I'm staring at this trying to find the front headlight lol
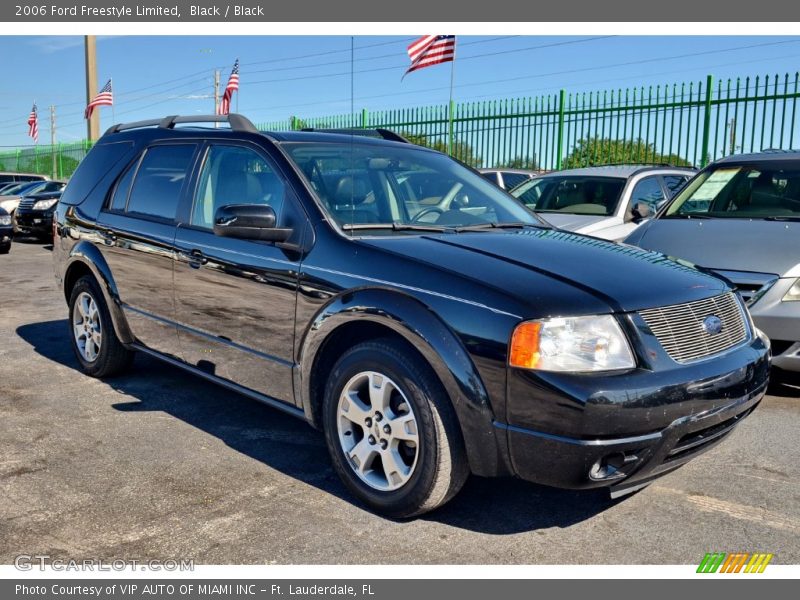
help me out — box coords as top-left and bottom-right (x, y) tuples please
(32, 198), (58, 211)
(0, 215), (10, 226)
(782, 278), (800, 302)
(510, 315), (635, 372)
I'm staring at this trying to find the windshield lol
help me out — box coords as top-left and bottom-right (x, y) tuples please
(511, 175), (626, 216)
(281, 141), (543, 232)
(0, 181), (42, 196)
(665, 162), (800, 219)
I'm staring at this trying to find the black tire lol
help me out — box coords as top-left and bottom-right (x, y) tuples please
(0, 244), (9, 255)
(68, 275), (134, 377)
(322, 338), (469, 518)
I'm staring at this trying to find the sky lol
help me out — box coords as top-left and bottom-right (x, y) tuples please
(1, 34), (800, 147)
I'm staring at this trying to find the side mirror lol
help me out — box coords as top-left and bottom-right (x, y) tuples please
(631, 201), (652, 222)
(213, 204), (292, 242)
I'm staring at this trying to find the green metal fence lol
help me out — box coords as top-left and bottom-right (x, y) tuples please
(0, 140), (93, 180)
(3, 71), (800, 177)
(262, 71), (800, 170)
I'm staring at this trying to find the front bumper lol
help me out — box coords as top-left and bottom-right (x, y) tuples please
(749, 277), (800, 372)
(14, 208), (54, 236)
(0, 225), (11, 248)
(499, 331), (770, 492)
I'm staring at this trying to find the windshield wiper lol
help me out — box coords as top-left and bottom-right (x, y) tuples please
(341, 223), (451, 233)
(762, 215), (800, 222)
(452, 221), (536, 232)
(663, 213), (712, 219)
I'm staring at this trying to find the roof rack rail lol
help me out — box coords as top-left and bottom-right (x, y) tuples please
(299, 127), (411, 144)
(103, 113), (258, 136)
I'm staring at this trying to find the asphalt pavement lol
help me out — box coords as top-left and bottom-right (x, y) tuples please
(1, 240), (798, 564)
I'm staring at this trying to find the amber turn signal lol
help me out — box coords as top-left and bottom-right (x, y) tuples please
(509, 321), (541, 368)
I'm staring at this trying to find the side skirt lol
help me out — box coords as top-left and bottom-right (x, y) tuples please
(131, 343), (308, 421)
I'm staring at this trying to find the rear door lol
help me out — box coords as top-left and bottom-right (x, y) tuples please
(172, 141), (307, 404)
(97, 142), (200, 357)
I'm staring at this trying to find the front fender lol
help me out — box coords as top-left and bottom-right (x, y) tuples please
(64, 240), (135, 345)
(297, 287), (511, 477)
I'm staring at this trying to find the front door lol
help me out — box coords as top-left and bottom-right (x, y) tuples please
(173, 142), (306, 404)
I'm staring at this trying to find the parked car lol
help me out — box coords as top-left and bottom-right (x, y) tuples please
(13, 189), (63, 240)
(0, 180), (66, 215)
(0, 180), (44, 197)
(625, 151), (800, 373)
(54, 114), (769, 517)
(0, 171), (48, 186)
(0, 207), (11, 254)
(0, 182), (23, 194)
(479, 168), (540, 190)
(511, 165), (696, 240)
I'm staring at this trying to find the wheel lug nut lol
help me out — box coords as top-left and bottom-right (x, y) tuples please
(368, 435), (376, 445)
(375, 412), (383, 422)
(365, 417), (372, 427)
(383, 425), (391, 434)
(380, 439), (388, 450)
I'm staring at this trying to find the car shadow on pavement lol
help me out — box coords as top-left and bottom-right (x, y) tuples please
(18, 319), (623, 534)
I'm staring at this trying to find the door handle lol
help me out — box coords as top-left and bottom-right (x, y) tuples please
(182, 248), (208, 269)
(101, 229), (116, 245)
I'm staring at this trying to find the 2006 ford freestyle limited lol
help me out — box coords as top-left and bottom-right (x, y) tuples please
(53, 114), (770, 517)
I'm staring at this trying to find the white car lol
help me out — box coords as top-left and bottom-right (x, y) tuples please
(511, 165), (695, 241)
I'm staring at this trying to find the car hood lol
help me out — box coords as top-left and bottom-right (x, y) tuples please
(358, 228), (728, 315)
(536, 213), (611, 232)
(634, 218), (800, 276)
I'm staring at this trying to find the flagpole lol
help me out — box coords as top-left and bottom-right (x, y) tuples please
(447, 39), (456, 156)
(111, 78), (116, 125)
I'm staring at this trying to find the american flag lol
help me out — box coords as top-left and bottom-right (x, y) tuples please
(27, 103), (39, 144)
(217, 59), (240, 116)
(85, 79), (113, 120)
(404, 35), (456, 78)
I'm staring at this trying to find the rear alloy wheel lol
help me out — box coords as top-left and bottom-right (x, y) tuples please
(323, 339), (468, 518)
(68, 275), (134, 377)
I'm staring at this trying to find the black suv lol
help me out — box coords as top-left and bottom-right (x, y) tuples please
(54, 114), (770, 517)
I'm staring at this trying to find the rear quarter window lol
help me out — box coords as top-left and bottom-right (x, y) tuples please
(59, 141), (135, 206)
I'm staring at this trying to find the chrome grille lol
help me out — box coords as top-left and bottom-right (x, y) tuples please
(17, 197), (35, 210)
(639, 293), (749, 363)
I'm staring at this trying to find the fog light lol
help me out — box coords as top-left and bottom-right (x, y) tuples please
(589, 452), (638, 481)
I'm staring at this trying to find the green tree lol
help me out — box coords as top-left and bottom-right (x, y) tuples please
(563, 137), (692, 169)
(493, 155), (540, 170)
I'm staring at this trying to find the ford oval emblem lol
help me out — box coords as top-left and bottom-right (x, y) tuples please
(702, 315), (723, 335)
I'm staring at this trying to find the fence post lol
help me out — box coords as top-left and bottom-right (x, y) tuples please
(361, 108), (368, 129)
(700, 74), (714, 167)
(447, 99), (455, 156)
(290, 116), (298, 131)
(556, 89), (566, 170)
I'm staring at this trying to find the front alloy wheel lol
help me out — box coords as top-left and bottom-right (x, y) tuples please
(337, 371), (420, 492)
(323, 339), (468, 518)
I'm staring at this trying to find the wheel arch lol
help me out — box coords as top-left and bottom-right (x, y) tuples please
(63, 241), (134, 345)
(297, 287), (508, 477)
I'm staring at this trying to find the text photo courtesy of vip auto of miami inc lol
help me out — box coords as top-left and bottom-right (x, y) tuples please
(0, 29), (798, 585)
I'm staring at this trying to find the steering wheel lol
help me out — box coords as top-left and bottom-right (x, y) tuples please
(411, 206), (445, 223)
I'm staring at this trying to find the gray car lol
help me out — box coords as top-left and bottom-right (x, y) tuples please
(625, 150), (800, 372)
(512, 165), (695, 241)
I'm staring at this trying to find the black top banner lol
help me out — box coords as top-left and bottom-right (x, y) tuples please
(3, 0), (800, 21)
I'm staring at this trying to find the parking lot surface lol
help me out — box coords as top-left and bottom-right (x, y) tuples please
(1, 240), (799, 564)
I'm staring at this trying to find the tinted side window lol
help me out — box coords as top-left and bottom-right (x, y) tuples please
(192, 145), (286, 229)
(109, 159), (138, 211)
(629, 177), (666, 213)
(502, 173), (529, 189)
(126, 145), (195, 220)
(663, 175), (689, 198)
